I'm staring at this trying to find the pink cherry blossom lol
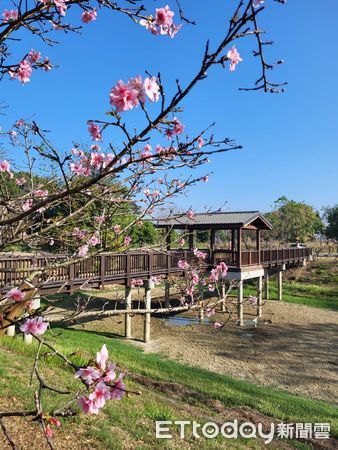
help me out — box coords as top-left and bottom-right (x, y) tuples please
(214, 321), (223, 330)
(88, 235), (100, 246)
(185, 286), (194, 296)
(144, 77), (160, 102)
(113, 224), (121, 234)
(197, 136), (205, 148)
(130, 278), (144, 288)
(102, 363), (116, 383)
(187, 209), (195, 220)
(15, 177), (26, 186)
(53, 0), (68, 17)
(129, 76), (147, 103)
(0, 160), (11, 173)
(193, 249), (207, 260)
(78, 244), (89, 257)
(20, 317), (48, 335)
(110, 374), (126, 400)
(205, 308), (215, 317)
(191, 270), (199, 284)
(165, 117), (185, 139)
(2, 9), (18, 22)
(124, 236), (132, 247)
(140, 5), (181, 38)
(28, 49), (41, 63)
(227, 46), (243, 72)
(110, 80), (139, 112)
(88, 121), (102, 141)
(81, 8), (97, 23)
(17, 60), (32, 84)
(90, 152), (105, 169)
(203, 176), (209, 183)
(208, 284), (215, 292)
(75, 366), (101, 386)
(178, 237), (185, 246)
(46, 425), (53, 439)
(6, 288), (25, 302)
(78, 396), (99, 414)
(96, 344), (109, 370)
(22, 199), (33, 211)
(252, 0), (264, 7)
(34, 189), (48, 198)
(177, 259), (190, 270)
(94, 215), (105, 224)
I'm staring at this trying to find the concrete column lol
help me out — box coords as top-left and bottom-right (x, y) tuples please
(278, 269), (283, 301)
(125, 286), (132, 339)
(221, 283), (226, 312)
(144, 284), (152, 343)
(198, 306), (205, 322)
(264, 269), (269, 300)
(6, 325), (15, 337)
(237, 280), (244, 326)
(164, 282), (170, 308)
(257, 276), (263, 317)
(23, 333), (33, 345)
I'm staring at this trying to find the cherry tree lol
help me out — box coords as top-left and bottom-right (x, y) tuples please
(0, 0), (285, 447)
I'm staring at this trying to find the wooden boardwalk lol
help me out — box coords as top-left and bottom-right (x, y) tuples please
(0, 247), (311, 295)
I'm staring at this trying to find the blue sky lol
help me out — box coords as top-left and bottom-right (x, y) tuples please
(2, 0), (338, 214)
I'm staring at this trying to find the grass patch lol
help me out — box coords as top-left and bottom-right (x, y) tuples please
(1, 326), (337, 448)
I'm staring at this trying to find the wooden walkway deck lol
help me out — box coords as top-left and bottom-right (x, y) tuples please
(0, 248), (311, 295)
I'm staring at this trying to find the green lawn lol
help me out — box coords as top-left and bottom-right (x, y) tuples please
(1, 326), (337, 448)
(244, 279), (338, 311)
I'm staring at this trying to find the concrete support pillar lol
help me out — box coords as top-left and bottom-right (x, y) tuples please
(144, 284), (152, 343)
(6, 325), (15, 337)
(221, 283), (226, 312)
(23, 333), (33, 345)
(257, 276), (263, 317)
(264, 269), (269, 300)
(278, 269), (283, 301)
(31, 294), (41, 311)
(125, 286), (132, 339)
(198, 306), (205, 322)
(164, 282), (170, 309)
(237, 280), (244, 326)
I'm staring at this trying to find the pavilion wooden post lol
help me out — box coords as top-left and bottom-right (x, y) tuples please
(237, 280), (244, 326)
(210, 229), (216, 260)
(125, 285), (132, 338)
(237, 228), (242, 268)
(257, 276), (263, 317)
(188, 229), (195, 250)
(166, 227), (171, 250)
(256, 229), (261, 264)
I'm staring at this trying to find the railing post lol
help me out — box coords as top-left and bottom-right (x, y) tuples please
(126, 253), (131, 284)
(100, 254), (106, 289)
(68, 263), (75, 293)
(148, 253), (153, 278)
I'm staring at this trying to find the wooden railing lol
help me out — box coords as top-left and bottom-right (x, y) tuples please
(0, 247), (311, 294)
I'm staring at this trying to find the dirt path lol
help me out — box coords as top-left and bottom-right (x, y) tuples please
(65, 297), (338, 405)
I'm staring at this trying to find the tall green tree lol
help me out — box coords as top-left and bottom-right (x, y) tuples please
(266, 196), (324, 242)
(323, 205), (338, 240)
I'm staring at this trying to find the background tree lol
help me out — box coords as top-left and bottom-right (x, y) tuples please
(323, 205), (338, 241)
(266, 196), (324, 243)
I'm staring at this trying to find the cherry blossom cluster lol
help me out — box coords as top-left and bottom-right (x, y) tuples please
(2, 9), (18, 22)
(151, 275), (165, 286)
(8, 50), (52, 84)
(140, 5), (181, 38)
(20, 316), (49, 335)
(130, 278), (144, 288)
(39, 0), (68, 17)
(227, 46), (243, 72)
(110, 76), (160, 112)
(165, 117), (185, 140)
(69, 144), (113, 175)
(193, 248), (207, 260)
(76, 344), (125, 414)
(208, 262), (228, 292)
